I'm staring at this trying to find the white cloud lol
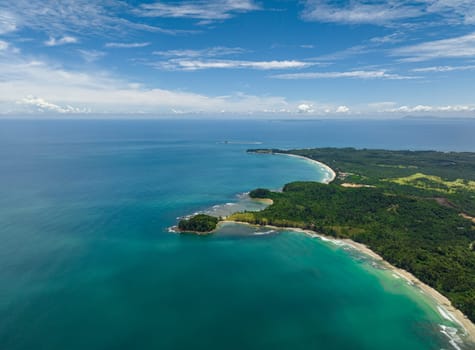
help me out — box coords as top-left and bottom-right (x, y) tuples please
(386, 104), (475, 113)
(412, 65), (475, 72)
(298, 103), (314, 113)
(301, 0), (475, 26)
(137, 0), (260, 21)
(44, 36), (78, 47)
(3, 52), (475, 118)
(0, 51), (362, 117)
(393, 32), (475, 61)
(0, 50), (295, 115)
(78, 50), (106, 63)
(153, 47), (246, 58)
(18, 96), (86, 113)
(157, 59), (314, 71)
(0, 40), (20, 56)
(426, 0), (475, 25)
(370, 33), (403, 44)
(316, 44), (373, 62)
(272, 70), (415, 80)
(301, 1), (421, 25)
(0, 40), (9, 51)
(295, 102), (360, 115)
(354, 102), (475, 115)
(1, 0), (179, 37)
(0, 10), (17, 34)
(105, 42), (151, 48)
(336, 105), (350, 113)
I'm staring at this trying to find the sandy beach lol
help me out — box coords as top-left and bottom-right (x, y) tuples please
(341, 238), (475, 344)
(272, 152), (337, 184)
(251, 198), (274, 205)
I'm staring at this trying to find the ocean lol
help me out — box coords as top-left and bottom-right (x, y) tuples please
(1, 118), (475, 350)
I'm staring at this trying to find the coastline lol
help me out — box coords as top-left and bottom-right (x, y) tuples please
(175, 150), (475, 347)
(341, 238), (475, 346)
(220, 220), (475, 346)
(168, 224), (217, 235)
(271, 152), (337, 184)
(251, 198), (274, 205)
(225, 152), (475, 346)
(277, 153), (475, 345)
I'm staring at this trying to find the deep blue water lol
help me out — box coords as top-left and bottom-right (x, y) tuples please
(1, 118), (474, 350)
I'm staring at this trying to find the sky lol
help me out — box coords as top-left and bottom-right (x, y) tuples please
(1, 0), (475, 118)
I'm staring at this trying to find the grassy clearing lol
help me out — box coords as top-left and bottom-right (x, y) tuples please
(387, 173), (475, 193)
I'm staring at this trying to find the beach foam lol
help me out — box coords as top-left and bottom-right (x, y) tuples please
(254, 230), (276, 235)
(313, 234), (346, 246)
(437, 305), (468, 337)
(440, 325), (463, 350)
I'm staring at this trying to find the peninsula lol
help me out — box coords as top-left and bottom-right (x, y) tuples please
(229, 148), (475, 335)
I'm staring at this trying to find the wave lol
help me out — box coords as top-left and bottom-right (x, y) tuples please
(254, 230), (276, 236)
(316, 235), (346, 246)
(440, 325), (463, 350)
(236, 191), (250, 199)
(438, 306), (459, 324)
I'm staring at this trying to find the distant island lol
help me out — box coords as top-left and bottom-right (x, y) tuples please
(227, 148), (475, 331)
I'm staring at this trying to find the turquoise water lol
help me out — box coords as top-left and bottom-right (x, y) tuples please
(1, 119), (475, 349)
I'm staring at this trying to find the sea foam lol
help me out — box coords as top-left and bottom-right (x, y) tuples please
(439, 325), (463, 350)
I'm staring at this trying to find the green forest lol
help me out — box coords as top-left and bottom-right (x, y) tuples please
(178, 214), (218, 233)
(230, 148), (475, 322)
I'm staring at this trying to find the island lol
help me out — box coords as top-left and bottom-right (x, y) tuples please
(177, 214), (219, 234)
(229, 148), (475, 330)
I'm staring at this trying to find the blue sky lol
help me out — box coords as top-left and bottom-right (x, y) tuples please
(1, 0), (475, 117)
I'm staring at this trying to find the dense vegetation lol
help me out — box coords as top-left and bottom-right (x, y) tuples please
(251, 148), (475, 215)
(178, 214), (218, 233)
(239, 148), (475, 322)
(249, 188), (272, 198)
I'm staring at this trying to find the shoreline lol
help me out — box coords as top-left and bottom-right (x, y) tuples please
(341, 239), (475, 345)
(219, 220), (475, 346)
(270, 152), (337, 184)
(251, 198), (274, 205)
(175, 151), (475, 347)
(169, 224), (218, 235)
(267, 152), (475, 344)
